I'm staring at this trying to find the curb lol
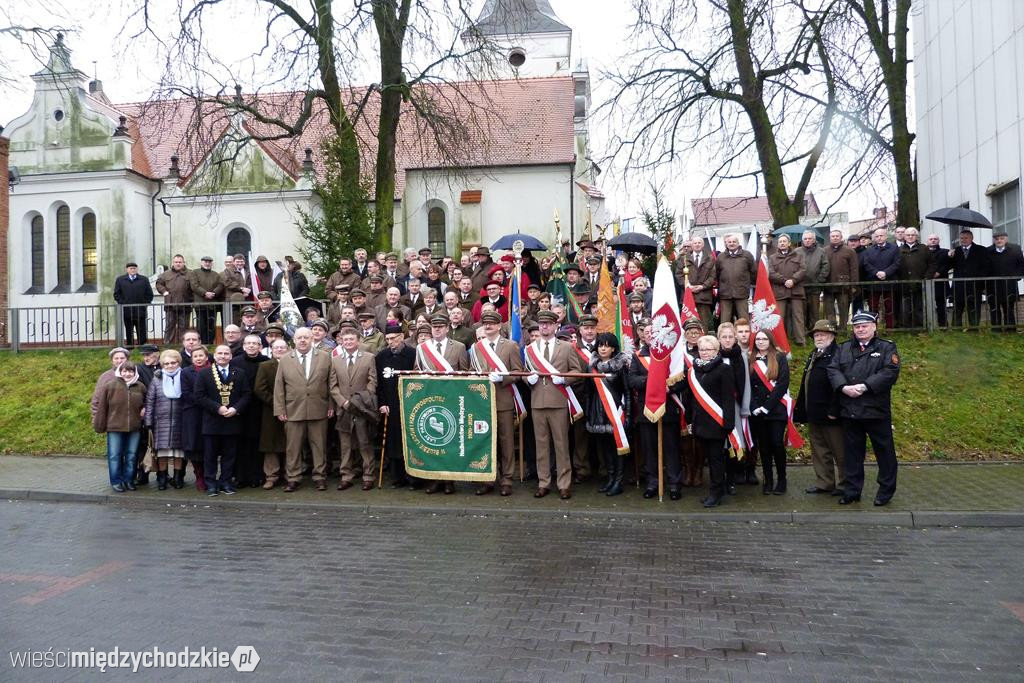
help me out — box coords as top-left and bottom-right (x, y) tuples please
(3, 488), (1023, 528)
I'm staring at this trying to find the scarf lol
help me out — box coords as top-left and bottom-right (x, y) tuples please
(161, 368), (182, 399)
(122, 372), (139, 388)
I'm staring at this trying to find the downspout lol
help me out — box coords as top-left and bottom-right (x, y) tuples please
(569, 160), (576, 246)
(149, 177), (163, 272)
(158, 195), (171, 264)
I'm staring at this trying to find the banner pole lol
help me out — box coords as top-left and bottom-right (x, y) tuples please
(518, 420), (524, 483)
(377, 413), (388, 489)
(658, 418), (664, 502)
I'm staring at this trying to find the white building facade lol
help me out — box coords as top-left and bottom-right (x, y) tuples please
(915, 0), (1023, 246)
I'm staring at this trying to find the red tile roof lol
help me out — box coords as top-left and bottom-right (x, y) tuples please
(460, 190), (482, 204)
(112, 76), (577, 198)
(692, 194), (820, 226)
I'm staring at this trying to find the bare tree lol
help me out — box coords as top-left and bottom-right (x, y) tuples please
(0, 4), (73, 90)
(128, 0), (505, 251)
(603, 0), (851, 229)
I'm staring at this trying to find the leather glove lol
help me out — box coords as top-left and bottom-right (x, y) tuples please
(551, 375), (565, 385)
(488, 371), (503, 383)
(526, 373), (539, 385)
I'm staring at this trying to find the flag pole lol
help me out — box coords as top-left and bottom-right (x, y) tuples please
(377, 413), (388, 489)
(657, 418), (664, 502)
(518, 421), (524, 483)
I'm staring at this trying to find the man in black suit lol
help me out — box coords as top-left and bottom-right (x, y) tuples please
(195, 344), (252, 495)
(987, 231), (1024, 331)
(375, 322), (418, 488)
(113, 262), (154, 347)
(948, 229), (990, 330)
(926, 234), (952, 327)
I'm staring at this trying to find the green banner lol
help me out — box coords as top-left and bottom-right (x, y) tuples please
(400, 376), (497, 481)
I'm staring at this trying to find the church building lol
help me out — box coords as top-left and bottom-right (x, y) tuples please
(3, 0), (602, 315)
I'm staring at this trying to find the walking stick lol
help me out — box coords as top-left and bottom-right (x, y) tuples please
(657, 418), (664, 503)
(377, 412), (388, 489)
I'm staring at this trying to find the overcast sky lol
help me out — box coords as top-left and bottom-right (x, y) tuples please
(2, 0), (896, 225)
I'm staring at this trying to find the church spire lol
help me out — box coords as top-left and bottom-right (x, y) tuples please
(471, 0), (570, 36)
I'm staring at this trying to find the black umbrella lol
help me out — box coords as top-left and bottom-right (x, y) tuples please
(491, 232), (546, 251)
(925, 207), (993, 229)
(607, 232), (658, 254)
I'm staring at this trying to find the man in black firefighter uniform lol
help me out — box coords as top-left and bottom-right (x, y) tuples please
(827, 311), (901, 506)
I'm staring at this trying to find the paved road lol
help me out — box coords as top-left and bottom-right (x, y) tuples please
(1, 500), (1022, 681)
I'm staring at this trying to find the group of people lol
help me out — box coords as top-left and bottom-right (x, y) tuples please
(93, 238), (905, 507)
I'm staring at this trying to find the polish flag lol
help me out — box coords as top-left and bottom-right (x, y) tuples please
(644, 256), (687, 422)
(749, 255), (791, 354)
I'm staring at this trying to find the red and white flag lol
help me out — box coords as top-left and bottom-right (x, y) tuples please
(749, 255), (791, 354)
(643, 257), (687, 422)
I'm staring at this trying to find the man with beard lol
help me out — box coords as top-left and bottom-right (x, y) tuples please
(794, 320), (845, 496)
(375, 322), (418, 488)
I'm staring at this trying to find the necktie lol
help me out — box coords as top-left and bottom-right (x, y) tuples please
(347, 354), (355, 379)
(436, 342), (443, 355)
(490, 342), (496, 351)
(301, 353), (309, 379)
(860, 343), (867, 352)
(544, 341), (551, 362)
(220, 367), (228, 381)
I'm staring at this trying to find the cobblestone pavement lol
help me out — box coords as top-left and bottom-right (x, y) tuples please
(2, 500), (1023, 681)
(2, 455), (1024, 517)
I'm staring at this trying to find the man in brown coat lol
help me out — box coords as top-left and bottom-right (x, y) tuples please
(274, 327), (334, 492)
(330, 325), (379, 491)
(187, 256), (224, 345)
(469, 310), (525, 496)
(470, 247), (497, 293)
(325, 257), (363, 301)
(156, 254), (193, 344)
(676, 236), (716, 332)
(523, 310), (586, 499)
(824, 229), (860, 328)
(254, 339), (289, 489)
(715, 234), (756, 323)
(414, 312), (471, 494)
(768, 234), (807, 345)
(222, 254), (252, 323)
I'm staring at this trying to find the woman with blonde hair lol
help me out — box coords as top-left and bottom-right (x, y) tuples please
(145, 349), (187, 490)
(684, 335), (735, 508)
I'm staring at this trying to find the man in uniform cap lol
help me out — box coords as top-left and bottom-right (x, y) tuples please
(113, 261), (155, 347)
(356, 311), (385, 354)
(524, 310), (586, 499)
(310, 319), (334, 351)
(414, 312), (470, 494)
(376, 320), (418, 488)
(987, 229), (1024, 331)
(240, 306), (264, 336)
(470, 310), (525, 496)
(794, 319), (845, 496)
(262, 324), (286, 356)
(571, 314), (600, 482)
(364, 274), (388, 310)
(627, 292), (646, 330)
(188, 256), (224, 345)
(827, 312), (900, 506)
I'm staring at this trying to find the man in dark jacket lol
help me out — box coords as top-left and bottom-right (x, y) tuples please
(800, 230), (830, 335)
(794, 320), (844, 495)
(948, 229), (990, 330)
(987, 230), (1024, 331)
(230, 334), (269, 487)
(155, 254), (193, 345)
(195, 344), (252, 495)
(375, 322), (418, 488)
(896, 227), (930, 328)
(926, 234), (952, 327)
(859, 228), (900, 329)
(715, 233), (756, 323)
(827, 311), (900, 506)
(188, 256), (224, 345)
(113, 262), (155, 347)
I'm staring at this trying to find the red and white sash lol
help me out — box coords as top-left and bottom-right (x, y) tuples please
(580, 346), (629, 455)
(752, 359), (805, 449)
(474, 339), (527, 420)
(687, 366), (728, 430)
(720, 358), (747, 456)
(418, 342), (454, 372)
(525, 342), (583, 422)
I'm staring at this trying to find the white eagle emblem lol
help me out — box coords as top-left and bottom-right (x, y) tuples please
(750, 299), (781, 332)
(649, 314), (679, 352)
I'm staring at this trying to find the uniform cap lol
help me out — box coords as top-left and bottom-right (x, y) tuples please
(851, 311), (877, 325)
(682, 318), (704, 332)
(536, 310), (559, 324)
(480, 311), (502, 325)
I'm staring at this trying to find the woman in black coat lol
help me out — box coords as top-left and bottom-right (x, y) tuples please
(180, 345), (210, 491)
(585, 333), (631, 496)
(230, 336), (269, 487)
(749, 330), (791, 495)
(684, 335), (735, 508)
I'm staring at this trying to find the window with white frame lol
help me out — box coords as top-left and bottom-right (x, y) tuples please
(991, 181), (1020, 244)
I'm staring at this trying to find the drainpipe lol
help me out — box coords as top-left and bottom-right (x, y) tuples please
(569, 160), (576, 246)
(149, 178), (163, 272)
(158, 196), (171, 263)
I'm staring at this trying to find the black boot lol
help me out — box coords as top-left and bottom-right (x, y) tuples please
(172, 468), (185, 489)
(606, 455), (624, 496)
(157, 471), (168, 491)
(136, 469), (149, 486)
(597, 449), (614, 493)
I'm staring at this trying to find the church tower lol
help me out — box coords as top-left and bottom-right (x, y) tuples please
(463, 0), (572, 78)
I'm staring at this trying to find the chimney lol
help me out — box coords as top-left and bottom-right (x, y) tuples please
(169, 155), (180, 179)
(873, 207), (886, 219)
(302, 148), (314, 174)
(89, 79), (103, 94)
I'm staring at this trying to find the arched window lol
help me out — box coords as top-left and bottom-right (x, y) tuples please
(29, 216), (44, 293)
(226, 226), (251, 260)
(54, 205), (71, 292)
(427, 207), (446, 257)
(81, 212), (97, 292)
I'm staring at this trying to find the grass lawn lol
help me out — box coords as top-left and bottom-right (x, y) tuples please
(0, 331), (1021, 460)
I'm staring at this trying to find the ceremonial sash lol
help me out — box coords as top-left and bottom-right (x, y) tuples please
(687, 366), (727, 429)
(752, 359), (805, 449)
(525, 343), (583, 422)
(582, 349), (630, 455)
(720, 358), (747, 457)
(474, 340), (527, 420)
(418, 342), (454, 372)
